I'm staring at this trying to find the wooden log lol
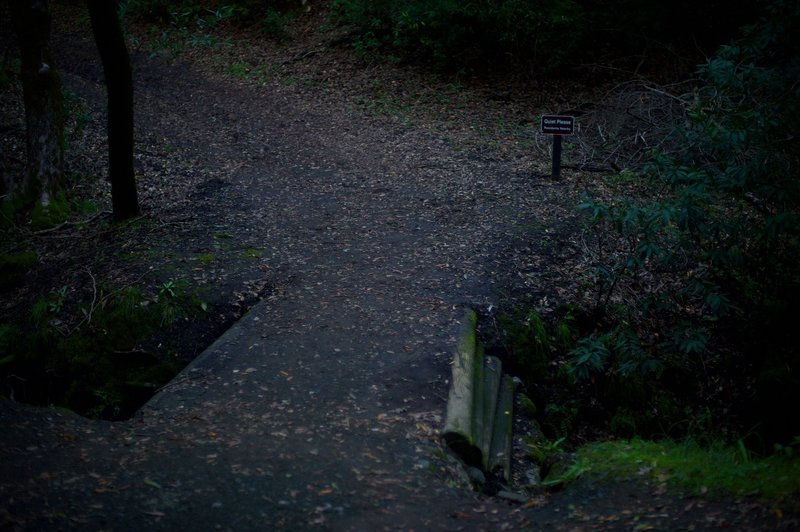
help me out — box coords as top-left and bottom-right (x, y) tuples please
(443, 309), (482, 467)
(480, 355), (503, 470)
(488, 375), (518, 481)
(471, 343), (486, 463)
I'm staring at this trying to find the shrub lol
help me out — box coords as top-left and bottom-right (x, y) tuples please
(497, 310), (551, 379)
(332, 0), (586, 71)
(578, 438), (800, 501)
(0, 279), (202, 419)
(577, 0), (800, 447)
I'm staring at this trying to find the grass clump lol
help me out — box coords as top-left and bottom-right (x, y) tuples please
(577, 439), (800, 502)
(196, 252), (216, 264)
(243, 247), (263, 259)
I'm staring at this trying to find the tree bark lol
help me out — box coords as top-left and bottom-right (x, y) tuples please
(7, 0), (65, 208)
(87, 0), (139, 220)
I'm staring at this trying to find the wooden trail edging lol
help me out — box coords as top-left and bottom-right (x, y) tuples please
(443, 309), (517, 481)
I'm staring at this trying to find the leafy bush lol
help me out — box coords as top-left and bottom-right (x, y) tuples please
(332, 0), (586, 71)
(576, 0), (800, 447)
(497, 310), (551, 379)
(0, 278), (203, 419)
(123, 0), (301, 25)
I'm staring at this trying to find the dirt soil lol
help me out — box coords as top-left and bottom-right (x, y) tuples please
(1, 4), (797, 530)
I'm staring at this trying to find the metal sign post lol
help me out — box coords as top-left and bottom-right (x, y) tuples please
(540, 115), (575, 178)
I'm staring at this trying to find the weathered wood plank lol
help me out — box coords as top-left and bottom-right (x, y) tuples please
(488, 375), (517, 481)
(443, 309), (481, 466)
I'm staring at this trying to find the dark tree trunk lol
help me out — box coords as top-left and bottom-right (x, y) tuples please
(87, 0), (139, 221)
(7, 0), (64, 208)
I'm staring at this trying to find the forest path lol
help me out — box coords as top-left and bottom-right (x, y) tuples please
(2, 23), (554, 531)
(1, 14), (791, 532)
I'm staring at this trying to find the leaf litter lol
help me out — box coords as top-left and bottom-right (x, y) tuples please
(0, 4), (797, 531)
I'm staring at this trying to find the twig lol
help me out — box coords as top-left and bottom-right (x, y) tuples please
(73, 268), (98, 331)
(562, 164), (613, 173)
(32, 210), (112, 236)
(643, 84), (690, 104)
(96, 269), (152, 310)
(281, 48), (326, 65)
(112, 349), (150, 356)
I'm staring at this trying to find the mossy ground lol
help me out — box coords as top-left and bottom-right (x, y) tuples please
(577, 438), (800, 503)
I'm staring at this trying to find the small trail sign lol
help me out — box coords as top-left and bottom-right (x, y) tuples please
(540, 114), (576, 178)
(541, 115), (575, 135)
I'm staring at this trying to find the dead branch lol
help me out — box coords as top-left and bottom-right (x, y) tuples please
(32, 210), (112, 236)
(534, 80), (696, 173)
(73, 268), (98, 331)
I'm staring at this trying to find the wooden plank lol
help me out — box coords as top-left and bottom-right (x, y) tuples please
(480, 355), (502, 470)
(488, 375), (517, 481)
(443, 309), (482, 466)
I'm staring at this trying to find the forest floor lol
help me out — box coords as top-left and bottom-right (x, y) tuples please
(0, 4), (797, 530)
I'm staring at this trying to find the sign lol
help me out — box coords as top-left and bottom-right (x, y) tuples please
(541, 115), (575, 136)
(539, 114), (576, 178)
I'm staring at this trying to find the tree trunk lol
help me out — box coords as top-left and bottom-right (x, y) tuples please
(87, 0), (139, 221)
(7, 0), (65, 208)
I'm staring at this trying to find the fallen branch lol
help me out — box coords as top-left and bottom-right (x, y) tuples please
(32, 210), (111, 236)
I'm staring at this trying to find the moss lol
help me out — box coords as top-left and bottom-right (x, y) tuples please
(30, 192), (70, 230)
(243, 247), (263, 258)
(72, 198), (99, 216)
(519, 393), (537, 417)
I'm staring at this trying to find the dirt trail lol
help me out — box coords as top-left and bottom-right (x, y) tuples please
(1, 25), (543, 531)
(1, 18), (795, 532)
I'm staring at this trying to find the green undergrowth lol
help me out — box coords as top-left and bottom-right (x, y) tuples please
(0, 278), (206, 419)
(574, 438), (800, 503)
(1, 186), (100, 231)
(121, 0), (304, 59)
(495, 304), (800, 456)
(30, 192), (72, 230)
(0, 251), (37, 289)
(494, 1), (800, 454)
